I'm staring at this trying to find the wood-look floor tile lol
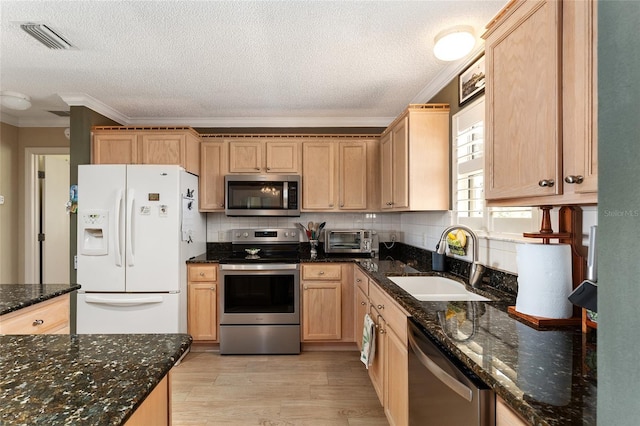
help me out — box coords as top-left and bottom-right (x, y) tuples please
(171, 351), (388, 425)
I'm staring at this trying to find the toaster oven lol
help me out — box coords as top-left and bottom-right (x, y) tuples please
(324, 229), (378, 256)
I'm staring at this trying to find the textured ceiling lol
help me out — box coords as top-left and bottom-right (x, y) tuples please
(0, 1), (506, 128)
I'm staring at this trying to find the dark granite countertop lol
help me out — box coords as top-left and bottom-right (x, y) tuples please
(0, 284), (81, 316)
(187, 251), (597, 425)
(0, 333), (192, 425)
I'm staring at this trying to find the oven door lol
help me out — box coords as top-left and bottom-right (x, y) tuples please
(219, 264), (300, 325)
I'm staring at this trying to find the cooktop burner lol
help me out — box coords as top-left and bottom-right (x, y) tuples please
(220, 228), (302, 264)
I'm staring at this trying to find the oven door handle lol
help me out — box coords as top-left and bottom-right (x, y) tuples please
(407, 327), (474, 402)
(220, 263), (299, 271)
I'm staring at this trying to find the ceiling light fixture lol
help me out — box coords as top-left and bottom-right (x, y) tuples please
(433, 25), (476, 61)
(0, 91), (32, 110)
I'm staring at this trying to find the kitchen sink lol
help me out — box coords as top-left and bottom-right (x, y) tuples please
(388, 276), (490, 301)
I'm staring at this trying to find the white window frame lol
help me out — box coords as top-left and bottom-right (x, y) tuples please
(452, 96), (538, 240)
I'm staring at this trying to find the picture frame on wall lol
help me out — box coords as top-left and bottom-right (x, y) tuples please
(459, 54), (485, 106)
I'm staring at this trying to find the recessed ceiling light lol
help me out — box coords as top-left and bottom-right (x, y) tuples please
(433, 25), (476, 61)
(0, 91), (32, 110)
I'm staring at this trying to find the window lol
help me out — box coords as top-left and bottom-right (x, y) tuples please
(452, 97), (536, 237)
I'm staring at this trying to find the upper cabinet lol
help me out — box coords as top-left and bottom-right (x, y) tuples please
(380, 104), (450, 211)
(228, 139), (301, 174)
(483, 0), (597, 205)
(199, 139), (228, 211)
(92, 127), (201, 175)
(302, 138), (379, 212)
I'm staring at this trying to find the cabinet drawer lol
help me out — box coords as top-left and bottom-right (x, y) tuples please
(302, 264), (342, 280)
(189, 265), (217, 282)
(0, 294), (70, 335)
(354, 267), (369, 295)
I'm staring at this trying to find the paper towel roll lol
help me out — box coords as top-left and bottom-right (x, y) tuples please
(515, 243), (573, 319)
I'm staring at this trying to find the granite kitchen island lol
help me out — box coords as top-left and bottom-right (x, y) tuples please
(0, 333), (191, 425)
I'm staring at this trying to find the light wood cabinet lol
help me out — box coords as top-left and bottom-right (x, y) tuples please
(301, 263), (355, 343)
(496, 395), (530, 426)
(125, 373), (171, 426)
(199, 140), (228, 211)
(187, 264), (218, 342)
(380, 104), (450, 211)
(302, 139), (379, 212)
(228, 139), (300, 174)
(0, 293), (70, 334)
(92, 127), (201, 175)
(354, 267), (369, 351)
(483, 0), (597, 205)
(367, 278), (409, 426)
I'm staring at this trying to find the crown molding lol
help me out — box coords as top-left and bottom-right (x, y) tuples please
(58, 93), (129, 124)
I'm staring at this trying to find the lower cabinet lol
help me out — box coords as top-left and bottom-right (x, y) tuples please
(0, 293), (70, 334)
(301, 263), (355, 343)
(125, 373), (171, 426)
(187, 264), (218, 342)
(496, 396), (530, 426)
(366, 273), (409, 426)
(354, 267), (369, 351)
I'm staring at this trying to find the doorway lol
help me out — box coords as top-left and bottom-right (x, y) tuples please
(24, 148), (70, 284)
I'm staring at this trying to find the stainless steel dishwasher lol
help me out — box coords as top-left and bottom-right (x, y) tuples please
(408, 318), (495, 425)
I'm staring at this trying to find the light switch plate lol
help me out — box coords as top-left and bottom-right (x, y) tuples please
(0, 195), (4, 204)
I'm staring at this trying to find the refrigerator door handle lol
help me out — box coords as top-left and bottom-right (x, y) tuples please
(114, 189), (123, 266)
(126, 188), (135, 266)
(85, 295), (164, 306)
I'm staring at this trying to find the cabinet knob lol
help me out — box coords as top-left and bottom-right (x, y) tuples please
(356, 278), (362, 283)
(199, 272), (205, 277)
(304, 285), (308, 290)
(266, 167), (271, 171)
(318, 271), (325, 275)
(255, 167), (261, 171)
(538, 179), (555, 188)
(360, 301), (366, 306)
(386, 202), (393, 206)
(210, 286), (216, 291)
(377, 304), (385, 310)
(340, 204), (344, 207)
(33, 319), (44, 326)
(379, 328), (386, 335)
(219, 203), (224, 208)
(329, 204), (334, 207)
(564, 175), (584, 184)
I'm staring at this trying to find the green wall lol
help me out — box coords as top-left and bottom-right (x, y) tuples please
(598, 1), (640, 424)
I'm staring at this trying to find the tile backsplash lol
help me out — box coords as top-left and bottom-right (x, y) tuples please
(205, 206), (598, 275)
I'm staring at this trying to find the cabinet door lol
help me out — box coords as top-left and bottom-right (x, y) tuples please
(188, 282), (217, 341)
(484, 0), (562, 200)
(563, 0), (597, 195)
(385, 325), (408, 426)
(140, 133), (186, 166)
(265, 141), (300, 173)
(92, 132), (138, 164)
(391, 117), (409, 209)
(380, 132), (394, 210)
(368, 311), (385, 406)
(496, 396), (529, 426)
(302, 142), (336, 210)
(338, 141), (367, 210)
(302, 281), (342, 341)
(228, 141), (263, 173)
(200, 141), (228, 211)
(355, 285), (368, 351)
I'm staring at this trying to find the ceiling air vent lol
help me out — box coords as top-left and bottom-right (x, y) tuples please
(48, 110), (71, 117)
(20, 23), (75, 50)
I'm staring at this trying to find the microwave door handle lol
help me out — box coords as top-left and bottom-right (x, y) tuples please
(407, 327), (474, 402)
(283, 182), (289, 207)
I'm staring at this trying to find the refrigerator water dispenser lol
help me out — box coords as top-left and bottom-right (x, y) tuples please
(80, 210), (109, 255)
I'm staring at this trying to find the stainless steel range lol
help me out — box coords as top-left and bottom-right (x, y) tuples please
(219, 228), (301, 355)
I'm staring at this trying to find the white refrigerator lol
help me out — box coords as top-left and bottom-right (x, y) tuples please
(76, 164), (205, 333)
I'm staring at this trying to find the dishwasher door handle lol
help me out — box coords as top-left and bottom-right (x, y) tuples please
(408, 328), (474, 402)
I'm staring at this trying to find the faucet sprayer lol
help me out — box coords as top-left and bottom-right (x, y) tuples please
(436, 225), (485, 288)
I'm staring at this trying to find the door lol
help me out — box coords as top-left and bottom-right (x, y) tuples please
(77, 165), (127, 292)
(42, 155), (70, 284)
(125, 165), (181, 292)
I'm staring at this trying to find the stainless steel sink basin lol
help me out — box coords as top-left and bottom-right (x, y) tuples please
(388, 276), (490, 301)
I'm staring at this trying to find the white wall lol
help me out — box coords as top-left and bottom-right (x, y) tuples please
(206, 206), (598, 275)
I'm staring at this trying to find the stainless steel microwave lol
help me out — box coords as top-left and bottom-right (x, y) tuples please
(224, 174), (300, 217)
(324, 229), (378, 256)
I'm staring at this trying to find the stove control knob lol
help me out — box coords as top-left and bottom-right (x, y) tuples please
(242, 232), (249, 238)
(290, 231), (297, 237)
